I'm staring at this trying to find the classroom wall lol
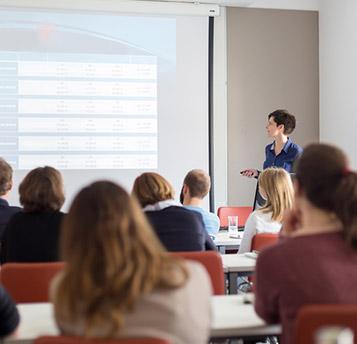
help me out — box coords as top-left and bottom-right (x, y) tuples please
(319, 0), (357, 168)
(226, 7), (319, 206)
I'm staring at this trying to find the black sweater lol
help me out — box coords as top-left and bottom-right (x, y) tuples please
(0, 286), (19, 337)
(2, 210), (65, 263)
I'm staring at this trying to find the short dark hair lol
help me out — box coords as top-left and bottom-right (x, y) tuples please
(19, 166), (65, 212)
(268, 109), (296, 135)
(0, 158), (13, 196)
(184, 169), (211, 199)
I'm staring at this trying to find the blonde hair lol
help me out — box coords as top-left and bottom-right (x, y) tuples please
(132, 172), (174, 207)
(54, 181), (188, 338)
(259, 167), (294, 222)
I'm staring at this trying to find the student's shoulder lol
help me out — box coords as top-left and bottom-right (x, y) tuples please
(171, 206), (202, 219)
(257, 236), (296, 265)
(7, 210), (25, 223)
(246, 210), (262, 223)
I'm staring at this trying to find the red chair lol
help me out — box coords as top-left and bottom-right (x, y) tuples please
(0, 262), (64, 303)
(217, 206), (253, 228)
(170, 251), (225, 295)
(35, 337), (170, 344)
(295, 304), (357, 344)
(251, 233), (279, 252)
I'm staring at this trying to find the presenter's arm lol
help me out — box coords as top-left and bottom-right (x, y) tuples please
(240, 169), (259, 178)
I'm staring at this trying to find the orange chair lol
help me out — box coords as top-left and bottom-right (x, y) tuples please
(217, 206), (253, 228)
(251, 233), (279, 252)
(170, 251), (225, 295)
(0, 262), (64, 303)
(35, 337), (170, 344)
(295, 304), (357, 344)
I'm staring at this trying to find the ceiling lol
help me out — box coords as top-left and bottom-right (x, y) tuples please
(136, 0), (319, 10)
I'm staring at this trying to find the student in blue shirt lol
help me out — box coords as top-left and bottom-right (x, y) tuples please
(181, 169), (220, 235)
(241, 109), (302, 178)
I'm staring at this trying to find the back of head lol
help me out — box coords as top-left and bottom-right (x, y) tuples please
(268, 109), (296, 135)
(132, 172), (174, 207)
(184, 169), (211, 199)
(19, 166), (64, 212)
(0, 158), (13, 196)
(259, 167), (294, 222)
(57, 180), (188, 336)
(295, 143), (357, 248)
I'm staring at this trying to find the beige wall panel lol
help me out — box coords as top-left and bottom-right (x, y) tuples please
(227, 8), (319, 205)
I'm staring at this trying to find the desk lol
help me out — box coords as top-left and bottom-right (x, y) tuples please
(3, 296), (281, 343)
(214, 231), (242, 254)
(211, 295), (281, 338)
(221, 254), (257, 294)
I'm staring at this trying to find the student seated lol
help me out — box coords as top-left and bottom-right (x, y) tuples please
(181, 169), (220, 235)
(238, 167), (294, 254)
(2, 166), (65, 263)
(51, 181), (212, 344)
(132, 172), (216, 252)
(0, 286), (19, 338)
(0, 158), (21, 241)
(255, 143), (357, 344)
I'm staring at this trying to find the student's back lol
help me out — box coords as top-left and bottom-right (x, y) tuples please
(52, 181), (212, 344)
(1, 166), (65, 263)
(255, 232), (357, 344)
(0, 199), (21, 240)
(53, 260), (211, 343)
(133, 172), (216, 252)
(145, 205), (214, 251)
(3, 210), (64, 263)
(0, 286), (19, 338)
(254, 144), (357, 344)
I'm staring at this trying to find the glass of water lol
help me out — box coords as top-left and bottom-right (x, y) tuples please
(228, 215), (239, 237)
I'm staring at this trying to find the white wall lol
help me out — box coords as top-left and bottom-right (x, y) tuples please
(319, 0), (357, 168)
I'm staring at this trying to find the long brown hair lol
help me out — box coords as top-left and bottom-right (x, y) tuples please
(259, 167), (294, 222)
(295, 143), (357, 248)
(54, 181), (188, 337)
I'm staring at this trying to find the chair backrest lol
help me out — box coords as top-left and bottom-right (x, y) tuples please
(0, 262), (65, 303)
(295, 304), (357, 344)
(35, 337), (170, 344)
(170, 251), (225, 295)
(251, 233), (279, 252)
(217, 206), (253, 228)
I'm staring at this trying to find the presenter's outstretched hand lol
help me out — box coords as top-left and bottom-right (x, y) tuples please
(240, 169), (258, 178)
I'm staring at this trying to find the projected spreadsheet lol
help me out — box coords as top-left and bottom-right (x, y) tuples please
(0, 53), (158, 169)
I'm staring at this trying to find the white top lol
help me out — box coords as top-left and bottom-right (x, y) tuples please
(238, 210), (281, 254)
(52, 261), (212, 344)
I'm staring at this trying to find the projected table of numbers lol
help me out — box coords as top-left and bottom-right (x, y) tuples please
(0, 53), (158, 169)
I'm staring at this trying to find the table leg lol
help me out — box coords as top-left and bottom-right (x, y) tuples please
(228, 272), (238, 294)
(218, 246), (226, 254)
